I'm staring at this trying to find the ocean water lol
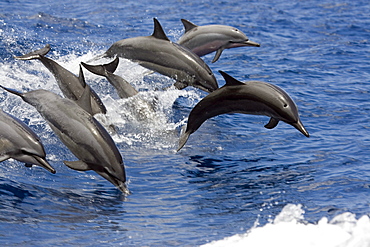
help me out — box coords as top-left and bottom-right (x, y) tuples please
(0, 0), (370, 246)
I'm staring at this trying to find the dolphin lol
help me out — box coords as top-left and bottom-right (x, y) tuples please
(102, 18), (218, 93)
(0, 85), (128, 194)
(81, 58), (157, 121)
(0, 108), (55, 173)
(81, 57), (138, 99)
(15, 44), (107, 116)
(178, 19), (260, 63)
(177, 71), (309, 151)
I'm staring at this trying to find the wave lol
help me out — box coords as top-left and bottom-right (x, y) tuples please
(201, 204), (370, 247)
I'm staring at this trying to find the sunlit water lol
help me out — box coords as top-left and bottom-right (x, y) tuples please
(1, 0), (370, 246)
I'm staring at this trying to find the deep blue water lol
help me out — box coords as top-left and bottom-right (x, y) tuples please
(0, 0), (370, 246)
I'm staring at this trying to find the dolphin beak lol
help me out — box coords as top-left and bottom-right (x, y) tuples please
(197, 79), (219, 93)
(242, 40), (260, 47)
(197, 84), (214, 93)
(33, 156), (56, 174)
(291, 120), (309, 137)
(229, 40), (260, 48)
(0, 85), (24, 98)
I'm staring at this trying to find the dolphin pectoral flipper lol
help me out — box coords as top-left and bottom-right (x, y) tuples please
(15, 44), (51, 60)
(212, 48), (224, 63)
(264, 118), (279, 129)
(64, 160), (92, 171)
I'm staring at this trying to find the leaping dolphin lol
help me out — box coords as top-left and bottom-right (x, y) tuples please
(15, 44), (107, 116)
(0, 108), (55, 173)
(102, 18), (218, 93)
(178, 19), (260, 63)
(0, 85), (128, 194)
(177, 71), (309, 151)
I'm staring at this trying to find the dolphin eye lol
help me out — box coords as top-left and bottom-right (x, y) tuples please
(284, 103), (288, 108)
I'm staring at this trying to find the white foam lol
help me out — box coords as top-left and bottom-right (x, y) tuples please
(0, 49), (201, 150)
(201, 204), (370, 247)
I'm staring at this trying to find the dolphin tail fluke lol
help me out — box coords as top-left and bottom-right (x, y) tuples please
(104, 57), (119, 74)
(0, 85), (24, 98)
(291, 120), (310, 137)
(33, 156), (56, 174)
(14, 44), (51, 60)
(177, 126), (191, 152)
(81, 57), (119, 77)
(81, 62), (107, 77)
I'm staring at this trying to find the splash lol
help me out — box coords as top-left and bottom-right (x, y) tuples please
(0, 48), (201, 151)
(201, 204), (370, 247)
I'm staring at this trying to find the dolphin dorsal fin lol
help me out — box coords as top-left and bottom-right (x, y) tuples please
(76, 78), (93, 115)
(219, 71), (245, 86)
(181, 19), (198, 33)
(152, 18), (170, 41)
(78, 64), (87, 88)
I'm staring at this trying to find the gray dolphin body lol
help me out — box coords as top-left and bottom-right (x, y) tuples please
(0, 108), (55, 173)
(81, 58), (138, 99)
(0, 86), (128, 193)
(103, 18), (218, 93)
(178, 19), (260, 63)
(15, 44), (107, 115)
(178, 71), (309, 151)
(81, 58), (156, 121)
